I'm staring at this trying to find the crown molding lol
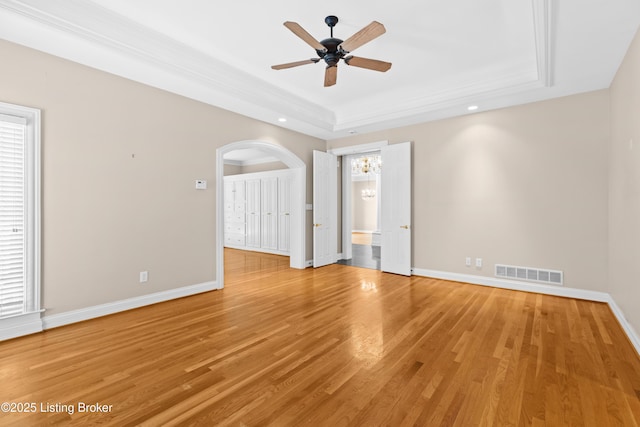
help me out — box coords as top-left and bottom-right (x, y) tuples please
(0, 0), (336, 137)
(333, 0), (553, 131)
(0, 0), (554, 139)
(532, 0), (553, 87)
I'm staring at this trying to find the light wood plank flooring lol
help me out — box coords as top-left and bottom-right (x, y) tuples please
(1, 248), (639, 425)
(352, 232), (373, 245)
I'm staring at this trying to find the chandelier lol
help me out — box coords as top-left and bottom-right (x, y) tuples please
(361, 187), (376, 200)
(351, 155), (382, 175)
(352, 155), (381, 200)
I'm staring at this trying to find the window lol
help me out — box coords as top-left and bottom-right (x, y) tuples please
(0, 101), (41, 340)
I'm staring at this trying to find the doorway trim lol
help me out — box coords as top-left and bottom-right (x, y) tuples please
(216, 141), (306, 288)
(328, 140), (388, 261)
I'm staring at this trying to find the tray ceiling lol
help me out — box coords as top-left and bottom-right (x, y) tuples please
(0, 0), (638, 139)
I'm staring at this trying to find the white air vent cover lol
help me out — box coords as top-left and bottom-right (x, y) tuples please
(495, 264), (563, 286)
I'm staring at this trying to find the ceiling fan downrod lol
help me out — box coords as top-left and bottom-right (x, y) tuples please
(325, 15), (338, 38)
(319, 16), (344, 67)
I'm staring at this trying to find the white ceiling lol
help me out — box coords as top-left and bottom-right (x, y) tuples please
(0, 0), (638, 140)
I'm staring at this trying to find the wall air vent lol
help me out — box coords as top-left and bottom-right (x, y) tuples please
(495, 264), (563, 286)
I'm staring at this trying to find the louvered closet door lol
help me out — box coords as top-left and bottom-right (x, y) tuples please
(223, 179), (246, 248)
(223, 180), (234, 211)
(261, 177), (278, 251)
(278, 174), (292, 252)
(233, 180), (246, 213)
(0, 115), (26, 318)
(245, 179), (261, 248)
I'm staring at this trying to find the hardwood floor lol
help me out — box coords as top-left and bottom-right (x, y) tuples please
(351, 232), (372, 245)
(1, 248), (640, 426)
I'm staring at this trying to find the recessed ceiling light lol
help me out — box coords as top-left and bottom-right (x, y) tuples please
(278, 117), (287, 122)
(467, 105), (479, 111)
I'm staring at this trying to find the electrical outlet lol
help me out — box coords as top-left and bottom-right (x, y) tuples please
(465, 257), (471, 267)
(139, 271), (148, 283)
(475, 258), (482, 268)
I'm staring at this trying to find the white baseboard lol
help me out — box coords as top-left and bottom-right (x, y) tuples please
(0, 312), (43, 341)
(224, 244), (290, 257)
(304, 254), (343, 267)
(605, 297), (640, 357)
(42, 280), (219, 330)
(412, 268), (640, 356)
(412, 268), (609, 301)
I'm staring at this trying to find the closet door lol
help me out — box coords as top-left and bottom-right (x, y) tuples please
(223, 180), (235, 211)
(245, 178), (261, 248)
(261, 176), (278, 251)
(278, 174), (292, 252)
(223, 179), (246, 247)
(234, 180), (246, 213)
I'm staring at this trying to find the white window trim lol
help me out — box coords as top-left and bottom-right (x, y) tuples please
(0, 101), (42, 341)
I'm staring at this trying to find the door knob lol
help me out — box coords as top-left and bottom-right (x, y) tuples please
(314, 223), (322, 227)
(400, 225), (410, 229)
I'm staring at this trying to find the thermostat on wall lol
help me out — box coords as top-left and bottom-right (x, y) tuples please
(195, 180), (207, 190)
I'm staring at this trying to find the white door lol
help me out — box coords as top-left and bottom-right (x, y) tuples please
(381, 142), (412, 275)
(233, 180), (246, 213)
(278, 174), (292, 252)
(261, 177), (278, 250)
(313, 150), (337, 267)
(245, 178), (261, 248)
(223, 180), (235, 211)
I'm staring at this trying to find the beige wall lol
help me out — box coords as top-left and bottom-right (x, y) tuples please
(223, 164), (243, 176)
(352, 181), (378, 231)
(223, 161), (288, 176)
(0, 39), (324, 315)
(329, 90), (610, 292)
(2, 31), (635, 334)
(238, 161), (288, 174)
(609, 28), (640, 335)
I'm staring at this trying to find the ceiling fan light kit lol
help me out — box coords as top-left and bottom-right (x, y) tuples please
(272, 15), (392, 87)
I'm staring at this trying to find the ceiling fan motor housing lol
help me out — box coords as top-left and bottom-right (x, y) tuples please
(317, 37), (345, 66)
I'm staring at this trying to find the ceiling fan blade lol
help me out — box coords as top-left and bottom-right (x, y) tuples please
(324, 66), (337, 87)
(344, 56), (392, 72)
(271, 59), (319, 70)
(339, 21), (386, 53)
(283, 21), (326, 51)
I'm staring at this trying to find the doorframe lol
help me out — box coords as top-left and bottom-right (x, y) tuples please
(216, 141), (306, 289)
(328, 140), (388, 261)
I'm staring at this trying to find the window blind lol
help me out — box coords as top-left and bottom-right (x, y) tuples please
(0, 114), (26, 318)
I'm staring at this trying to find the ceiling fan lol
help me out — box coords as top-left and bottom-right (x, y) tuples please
(271, 15), (392, 87)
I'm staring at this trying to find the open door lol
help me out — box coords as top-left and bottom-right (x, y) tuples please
(313, 150), (337, 267)
(381, 142), (412, 275)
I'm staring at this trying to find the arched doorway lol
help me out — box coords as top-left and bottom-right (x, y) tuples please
(216, 141), (306, 288)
